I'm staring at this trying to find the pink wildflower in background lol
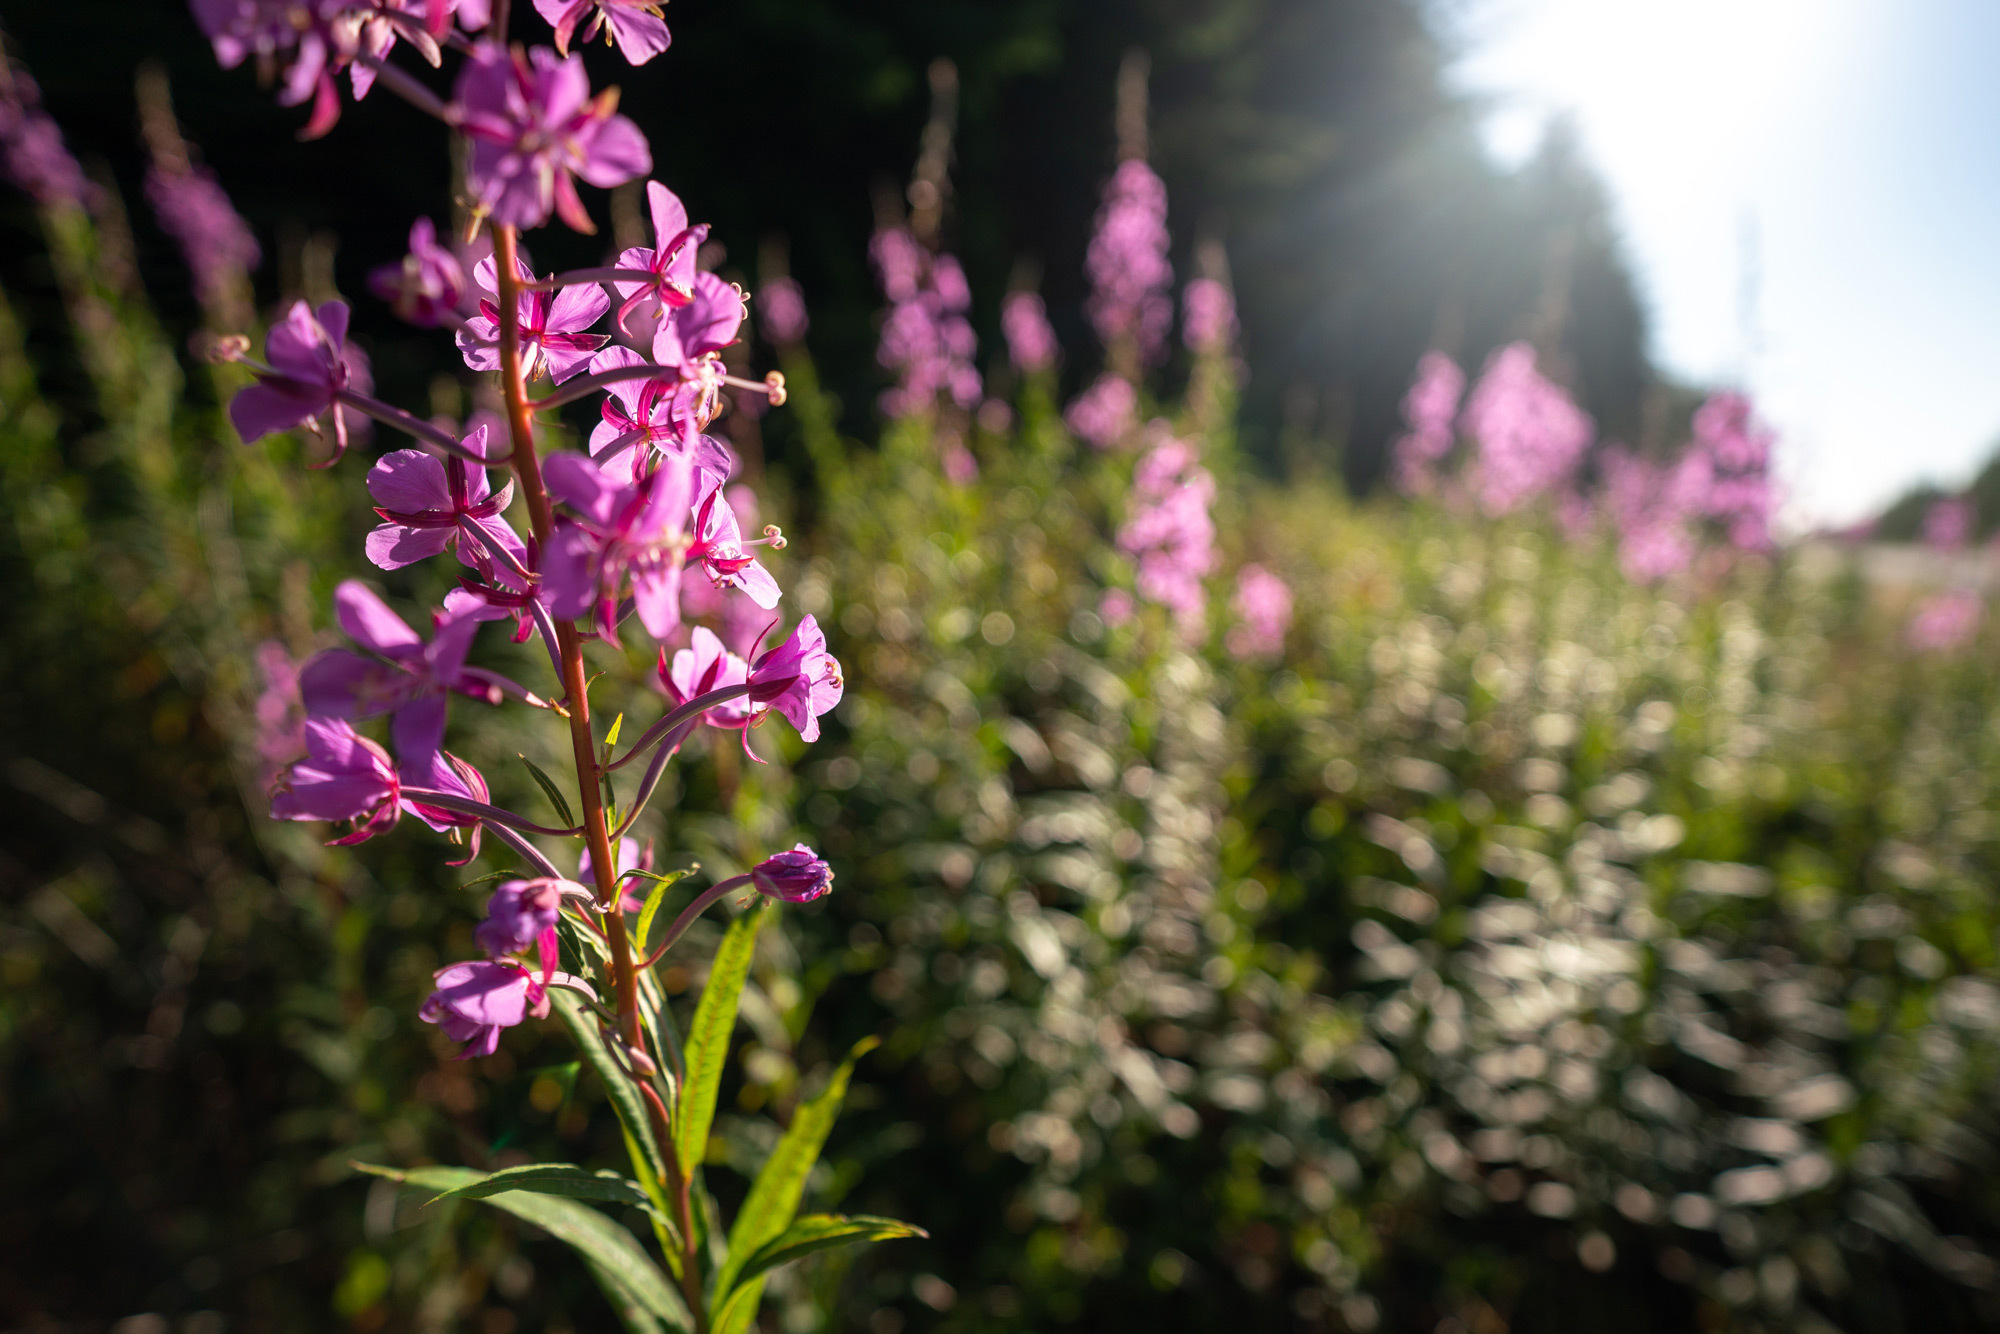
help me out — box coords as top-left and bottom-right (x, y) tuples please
(1462, 342), (1594, 514)
(1226, 564), (1292, 659)
(1086, 160), (1173, 364)
(1687, 391), (1776, 550)
(758, 276), (808, 344)
(1924, 495), (1975, 550)
(870, 226), (981, 419)
(0, 67), (94, 209)
(1391, 351), (1465, 494)
(1118, 432), (1217, 638)
(146, 162), (261, 311)
(1181, 277), (1236, 355)
(1907, 589), (1983, 652)
(1002, 291), (1058, 373)
(1599, 446), (1705, 584)
(254, 641), (307, 774)
(370, 218), (466, 328)
(1065, 373), (1136, 449)
(1100, 589), (1135, 627)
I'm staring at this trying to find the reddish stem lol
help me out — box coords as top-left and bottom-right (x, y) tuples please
(491, 225), (644, 1056)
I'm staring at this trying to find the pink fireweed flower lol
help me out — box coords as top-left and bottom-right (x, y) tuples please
(745, 615), (843, 743)
(298, 581), (510, 763)
(1100, 588), (1135, 627)
(0, 65), (95, 210)
(420, 959), (545, 1059)
(364, 432), (528, 586)
(191, 0), (353, 139)
(369, 217), (466, 327)
(758, 276), (809, 344)
(750, 845), (833, 903)
(1599, 445), (1705, 584)
(229, 299), (373, 460)
(584, 354), (738, 485)
(660, 627), (753, 727)
(145, 162), (261, 311)
(403, 749), (492, 867)
(648, 272), (745, 379)
(254, 641), (307, 773)
(1391, 351), (1465, 494)
(1688, 391), (1776, 550)
(271, 716), (402, 843)
(870, 228), (981, 419)
(1118, 433), (1218, 636)
(452, 43), (651, 233)
(1181, 277), (1236, 355)
(1462, 341), (1594, 514)
(533, 0), (671, 64)
(1086, 159), (1173, 364)
(1001, 291), (1058, 373)
(458, 252), (609, 383)
(1226, 564), (1292, 660)
(1908, 589), (1983, 652)
(541, 449), (698, 641)
(1065, 373), (1137, 449)
(1924, 496), (1974, 551)
(606, 181), (704, 338)
(473, 877), (572, 958)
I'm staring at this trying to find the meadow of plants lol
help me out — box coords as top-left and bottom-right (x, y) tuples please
(5, 7), (2000, 1334)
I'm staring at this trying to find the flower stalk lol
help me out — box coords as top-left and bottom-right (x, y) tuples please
(491, 223), (645, 1055)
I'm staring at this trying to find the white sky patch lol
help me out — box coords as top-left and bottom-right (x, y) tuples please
(1446, 0), (2000, 525)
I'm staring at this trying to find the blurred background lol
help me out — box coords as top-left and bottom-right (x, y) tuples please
(7, 0), (2000, 1331)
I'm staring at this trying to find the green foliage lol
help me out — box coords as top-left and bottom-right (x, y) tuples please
(676, 900), (770, 1176)
(715, 1037), (882, 1333)
(354, 1163), (692, 1331)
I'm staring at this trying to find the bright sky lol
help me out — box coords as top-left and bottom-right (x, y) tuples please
(1447, 0), (2000, 525)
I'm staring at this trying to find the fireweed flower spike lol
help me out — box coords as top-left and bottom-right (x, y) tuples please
(228, 298), (373, 459)
(459, 253), (609, 383)
(270, 716), (402, 843)
(452, 43), (651, 233)
(1002, 291), (1058, 374)
(370, 217), (466, 327)
(298, 581), (513, 763)
(364, 432), (528, 584)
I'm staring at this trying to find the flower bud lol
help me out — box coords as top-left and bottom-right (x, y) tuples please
(750, 845), (833, 903)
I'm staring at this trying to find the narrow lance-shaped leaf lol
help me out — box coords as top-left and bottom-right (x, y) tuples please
(634, 867), (696, 955)
(728, 1213), (927, 1295)
(429, 1162), (659, 1217)
(710, 1036), (881, 1334)
(674, 899), (768, 1176)
(552, 989), (669, 1185)
(353, 1163), (690, 1333)
(519, 752), (576, 827)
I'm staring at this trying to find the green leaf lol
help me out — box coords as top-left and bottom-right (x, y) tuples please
(551, 989), (668, 1186)
(634, 867), (696, 955)
(674, 900), (768, 1176)
(734, 1213), (926, 1290)
(429, 1163), (657, 1216)
(709, 1036), (881, 1333)
(519, 753), (575, 828)
(352, 1163), (689, 1332)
